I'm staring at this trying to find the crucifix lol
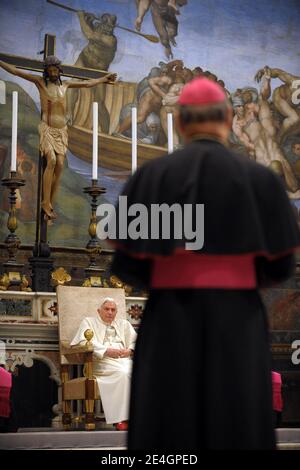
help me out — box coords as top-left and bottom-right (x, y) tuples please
(0, 34), (114, 291)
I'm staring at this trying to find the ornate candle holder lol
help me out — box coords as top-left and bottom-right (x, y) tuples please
(1, 171), (31, 291)
(82, 179), (106, 287)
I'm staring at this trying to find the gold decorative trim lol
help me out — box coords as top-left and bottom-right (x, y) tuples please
(271, 343), (293, 354)
(109, 275), (133, 296)
(0, 272), (31, 291)
(82, 276), (102, 287)
(0, 273), (10, 291)
(51, 267), (71, 286)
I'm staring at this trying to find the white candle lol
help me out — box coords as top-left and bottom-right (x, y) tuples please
(92, 101), (98, 181)
(11, 91), (18, 172)
(167, 112), (174, 154)
(131, 106), (137, 174)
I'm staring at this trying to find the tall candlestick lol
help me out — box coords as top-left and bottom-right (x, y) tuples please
(92, 102), (98, 181)
(167, 112), (173, 154)
(131, 106), (137, 174)
(11, 91), (18, 172)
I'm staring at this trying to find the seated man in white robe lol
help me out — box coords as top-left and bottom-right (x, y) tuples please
(70, 297), (137, 430)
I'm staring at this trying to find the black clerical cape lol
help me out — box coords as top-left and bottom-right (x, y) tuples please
(110, 138), (300, 449)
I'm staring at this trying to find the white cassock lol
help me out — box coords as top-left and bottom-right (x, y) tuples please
(70, 316), (137, 424)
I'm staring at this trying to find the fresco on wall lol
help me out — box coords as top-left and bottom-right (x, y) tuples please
(0, 0), (300, 247)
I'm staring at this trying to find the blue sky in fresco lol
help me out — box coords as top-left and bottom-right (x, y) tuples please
(0, 0), (300, 104)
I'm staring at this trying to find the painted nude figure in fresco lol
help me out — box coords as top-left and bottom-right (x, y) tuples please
(69, 10), (118, 132)
(0, 56), (116, 220)
(75, 10), (117, 70)
(255, 66), (300, 144)
(232, 70), (298, 193)
(135, 0), (188, 58)
(160, 65), (186, 146)
(116, 73), (172, 135)
(115, 62), (178, 136)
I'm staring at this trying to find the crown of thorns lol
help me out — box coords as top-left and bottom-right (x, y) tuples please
(43, 56), (63, 71)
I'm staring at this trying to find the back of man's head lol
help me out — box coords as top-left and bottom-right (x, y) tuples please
(177, 78), (232, 141)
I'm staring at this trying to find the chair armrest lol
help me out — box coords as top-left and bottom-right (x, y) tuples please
(61, 345), (95, 367)
(62, 344), (94, 356)
(60, 339), (94, 355)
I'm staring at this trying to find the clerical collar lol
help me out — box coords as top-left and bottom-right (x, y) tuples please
(189, 133), (228, 147)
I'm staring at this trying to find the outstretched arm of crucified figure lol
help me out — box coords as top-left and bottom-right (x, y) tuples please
(0, 60), (41, 84)
(66, 72), (117, 89)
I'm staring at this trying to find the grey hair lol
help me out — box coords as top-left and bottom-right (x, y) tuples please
(231, 95), (244, 108)
(100, 297), (117, 309)
(179, 101), (230, 125)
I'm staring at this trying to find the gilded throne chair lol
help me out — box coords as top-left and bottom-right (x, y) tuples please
(56, 285), (127, 430)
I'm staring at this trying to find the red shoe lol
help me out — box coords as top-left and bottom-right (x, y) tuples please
(115, 421), (128, 431)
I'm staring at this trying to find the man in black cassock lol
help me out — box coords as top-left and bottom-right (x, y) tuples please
(109, 77), (300, 449)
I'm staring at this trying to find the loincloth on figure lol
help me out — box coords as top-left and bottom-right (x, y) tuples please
(38, 121), (68, 156)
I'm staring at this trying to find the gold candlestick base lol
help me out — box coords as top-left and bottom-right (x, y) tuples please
(82, 179), (106, 287)
(1, 171), (31, 291)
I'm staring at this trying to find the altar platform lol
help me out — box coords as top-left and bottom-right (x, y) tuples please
(1, 428), (300, 450)
(0, 428), (127, 450)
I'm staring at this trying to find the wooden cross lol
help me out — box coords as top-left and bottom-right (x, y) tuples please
(0, 34), (107, 291)
(0, 35), (107, 80)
